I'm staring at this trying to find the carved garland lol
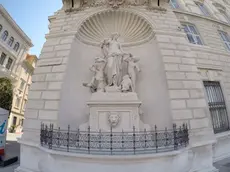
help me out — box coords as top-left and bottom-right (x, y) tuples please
(63, 0), (167, 12)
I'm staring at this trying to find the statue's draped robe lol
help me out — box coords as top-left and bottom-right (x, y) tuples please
(105, 40), (124, 86)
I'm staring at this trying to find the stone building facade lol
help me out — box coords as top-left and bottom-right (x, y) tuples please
(9, 54), (37, 133)
(0, 5), (35, 132)
(17, 0), (230, 172)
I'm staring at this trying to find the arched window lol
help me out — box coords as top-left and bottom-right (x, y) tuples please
(14, 42), (20, 52)
(8, 37), (14, 47)
(1, 30), (8, 41)
(0, 25), (2, 32)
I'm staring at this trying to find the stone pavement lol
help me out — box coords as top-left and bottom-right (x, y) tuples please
(0, 133), (229, 172)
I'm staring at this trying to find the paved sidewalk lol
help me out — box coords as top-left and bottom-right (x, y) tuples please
(214, 158), (230, 172)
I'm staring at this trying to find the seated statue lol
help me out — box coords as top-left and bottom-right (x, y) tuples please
(83, 57), (106, 92)
(120, 75), (132, 92)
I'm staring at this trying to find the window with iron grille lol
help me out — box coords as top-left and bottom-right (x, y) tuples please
(219, 31), (230, 51)
(204, 81), (229, 133)
(182, 24), (203, 45)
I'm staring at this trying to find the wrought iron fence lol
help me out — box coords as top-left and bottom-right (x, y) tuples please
(40, 124), (189, 155)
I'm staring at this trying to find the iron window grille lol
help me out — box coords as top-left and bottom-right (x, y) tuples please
(40, 123), (189, 155)
(182, 24), (203, 45)
(219, 31), (230, 51)
(204, 81), (229, 133)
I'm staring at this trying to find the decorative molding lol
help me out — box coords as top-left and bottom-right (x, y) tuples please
(0, 5), (33, 47)
(63, 0), (167, 12)
(76, 9), (155, 47)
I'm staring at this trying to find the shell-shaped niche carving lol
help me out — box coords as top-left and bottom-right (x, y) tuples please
(76, 10), (154, 47)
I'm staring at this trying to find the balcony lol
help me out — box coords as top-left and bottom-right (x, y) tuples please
(23, 54), (37, 71)
(0, 65), (17, 81)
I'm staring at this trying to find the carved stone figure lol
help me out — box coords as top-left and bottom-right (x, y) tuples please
(120, 75), (132, 92)
(107, 0), (125, 8)
(84, 34), (141, 93)
(124, 54), (141, 92)
(102, 33), (128, 87)
(83, 57), (106, 92)
(108, 112), (120, 127)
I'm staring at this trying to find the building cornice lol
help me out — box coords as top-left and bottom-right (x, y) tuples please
(174, 9), (230, 29)
(0, 5), (33, 47)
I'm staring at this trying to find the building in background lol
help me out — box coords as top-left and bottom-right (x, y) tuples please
(0, 5), (34, 132)
(9, 54), (37, 133)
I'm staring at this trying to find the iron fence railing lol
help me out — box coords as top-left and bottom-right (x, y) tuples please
(40, 123), (189, 155)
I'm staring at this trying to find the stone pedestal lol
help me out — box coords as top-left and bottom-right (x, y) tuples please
(80, 92), (147, 132)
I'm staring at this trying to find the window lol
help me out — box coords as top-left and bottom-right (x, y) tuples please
(0, 53), (6, 65)
(219, 31), (230, 51)
(8, 37), (14, 47)
(220, 10), (230, 23)
(14, 42), (20, 52)
(204, 81), (229, 133)
(13, 116), (17, 126)
(182, 24), (203, 45)
(196, 2), (210, 16)
(1, 30), (8, 41)
(6, 58), (13, 70)
(170, 0), (179, 8)
(15, 97), (21, 108)
(20, 80), (25, 90)
(0, 25), (2, 32)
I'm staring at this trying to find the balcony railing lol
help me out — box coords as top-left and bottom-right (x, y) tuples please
(40, 123), (189, 155)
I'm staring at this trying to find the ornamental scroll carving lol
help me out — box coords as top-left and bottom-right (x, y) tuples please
(63, 0), (167, 11)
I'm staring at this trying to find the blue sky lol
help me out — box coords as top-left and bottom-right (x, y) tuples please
(1, 0), (62, 56)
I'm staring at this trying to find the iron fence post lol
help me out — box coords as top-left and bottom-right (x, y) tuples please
(155, 125), (158, 153)
(173, 124), (178, 150)
(165, 127), (168, 147)
(110, 126), (113, 155)
(88, 126), (90, 154)
(67, 125), (70, 152)
(133, 126), (136, 155)
(144, 128), (147, 149)
(99, 129), (101, 150)
(40, 123), (44, 146)
(48, 124), (53, 149)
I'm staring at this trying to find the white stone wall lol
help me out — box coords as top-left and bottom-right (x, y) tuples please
(19, 1), (230, 171)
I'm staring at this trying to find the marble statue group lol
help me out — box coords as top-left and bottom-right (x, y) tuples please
(83, 33), (141, 93)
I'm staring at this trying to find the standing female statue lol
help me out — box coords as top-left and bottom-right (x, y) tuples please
(101, 33), (127, 87)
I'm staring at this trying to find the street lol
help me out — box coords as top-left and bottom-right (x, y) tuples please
(0, 133), (21, 172)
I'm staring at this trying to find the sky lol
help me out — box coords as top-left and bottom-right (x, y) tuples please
(1, 0), (62, 56)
